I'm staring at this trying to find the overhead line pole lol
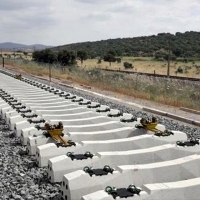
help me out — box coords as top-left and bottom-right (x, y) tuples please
(1, 49), (4, 68)
(49, 63), (51, 82)
(167, 37), (171, 78)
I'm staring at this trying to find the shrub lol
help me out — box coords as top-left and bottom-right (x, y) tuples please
(176, 66), (183, 73)
(116, 58), (121, 63)
(97, 58), (101, 64)
(123, 62), (133, 69)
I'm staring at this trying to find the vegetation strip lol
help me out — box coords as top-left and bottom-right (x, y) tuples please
(180, 107), (200, 115)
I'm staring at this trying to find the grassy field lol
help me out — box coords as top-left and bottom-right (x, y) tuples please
(77, 57), (200, 78)
(2, 51), (200, 78)
(2, 57), (200, 110)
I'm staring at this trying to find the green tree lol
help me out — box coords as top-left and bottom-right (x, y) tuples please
(47, 49), (57, 64)
(58, 50), (76, 66)
(77, 50), (88, 64)
(32, 49), (57, 64)
(52, 31), (200, 59)
(23, 52), (28, 56)
(154, 49), (176, 61)
(172, 48), (183, 57)
(154, 49), (168, 60)
(103, 50), (116, 66)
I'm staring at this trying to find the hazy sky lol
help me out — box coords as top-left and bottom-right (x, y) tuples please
(0, 0), (199, 46)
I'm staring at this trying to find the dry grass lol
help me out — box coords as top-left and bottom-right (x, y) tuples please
(78, 57), (200, 78)
(1, 51), (32, 61)
(3, 51), (200, 78)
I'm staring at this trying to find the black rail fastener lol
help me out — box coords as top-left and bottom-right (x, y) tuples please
(135, 124), (144, 129)
(65, 95), (76, 99)
(7, 99), (17, 103)
(66, 140), (76, 147)
(44, 87), (51, 91)
(49, 89), (56, 93)
(176, 139), (199, 147)
(107, 111), (123, 117)
(13, 105), (25, 110)
(72, 98), (83, 102)
(83, 165), (114, 177)
(17, 109), (31, 113)
(11, 102), (22, 105)
(154, 130), (174, 137)
(87, 104), (100, 108)
(35, 125), (46, 130)
(27, 119), (45, 124)
(2, 96), (12, 100)
(54, 90), (62, 95)
(60, 93), (70, 97)
(43, 131), (51, 138)
(96, 107), (110, 113)
(4, 97), (14, 101)
(120, 117), (137, 123)
(67, 151), (93, 161)
(1, 96), (10, 100)
(21, 113), (38, 118)
(56, 140), (76, 148)
(105, 184), (141, 199)
(79, 101), (91, 105)
(127, 184), (141, 195)
(37, 84), (43, 88)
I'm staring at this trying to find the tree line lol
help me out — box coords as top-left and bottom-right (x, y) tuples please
(32, 48), (123, 66)
(32, 49), (88, 65)
(52, 31), (200, 59)
(32, 31), (200, 66)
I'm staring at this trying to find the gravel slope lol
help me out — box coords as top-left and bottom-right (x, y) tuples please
(0, 118), (61, 200)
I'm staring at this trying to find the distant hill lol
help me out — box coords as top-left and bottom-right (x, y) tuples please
(0, 42), (53, 52)
(52, 31), (200, 58)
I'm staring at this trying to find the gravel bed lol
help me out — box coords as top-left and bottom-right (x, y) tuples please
(0, 117), (61, 200)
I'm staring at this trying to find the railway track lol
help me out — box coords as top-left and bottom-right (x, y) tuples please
(0, 68), (200, 200)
